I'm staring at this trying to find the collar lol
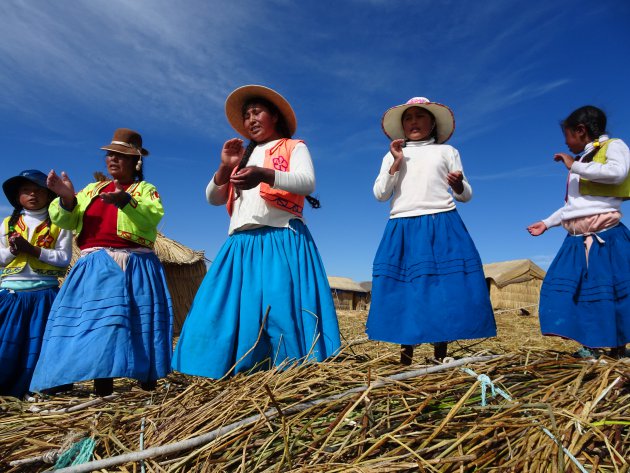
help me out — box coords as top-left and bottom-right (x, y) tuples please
(405, 138), (436, 147)
(22, 208), (49, 219)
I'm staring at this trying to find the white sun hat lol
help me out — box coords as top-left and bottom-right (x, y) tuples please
(381, 97), (455, 143)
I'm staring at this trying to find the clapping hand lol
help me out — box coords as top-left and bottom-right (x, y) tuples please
(47, 170), (75, 202)
(100, 180), (131, 208)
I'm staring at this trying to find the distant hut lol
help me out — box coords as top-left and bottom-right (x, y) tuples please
(359, 281), (372, 307)
(483, 259), (545, 316)
(66, 233), (207, 335)
(328, 277), (370, 310)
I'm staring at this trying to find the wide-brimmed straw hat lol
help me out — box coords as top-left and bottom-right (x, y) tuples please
(225, 85), (297, 138)
(2, 169), (56, 209)
(101, 128), (149, 156)
(381, 97), (455, 143)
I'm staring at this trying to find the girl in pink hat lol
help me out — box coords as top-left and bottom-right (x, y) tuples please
(367, 97), (496, 364)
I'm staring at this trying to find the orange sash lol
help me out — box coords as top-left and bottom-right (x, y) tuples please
(226, 139), (305, 217)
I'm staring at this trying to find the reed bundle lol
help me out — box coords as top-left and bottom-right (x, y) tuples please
(1, 312), (628, 472)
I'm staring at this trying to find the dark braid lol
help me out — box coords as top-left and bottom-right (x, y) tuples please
(6, 207), (22, 235)
(238, 98), (321, 210)
(562, 106), (608, 163)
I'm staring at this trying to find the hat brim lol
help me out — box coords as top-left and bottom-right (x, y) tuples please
(101, 144), (149, 156)
(225, 85), (297, 139)
(381, 102), (455, 143)
(2, 175), (55, 209)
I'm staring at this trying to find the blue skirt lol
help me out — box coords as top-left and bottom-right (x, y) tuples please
(0, 287), (57, 397)
(29, 250), (173, 392)
(172, 220), (341, 379)
(539, 223), (630, 348)
(366, 210), (496, 344)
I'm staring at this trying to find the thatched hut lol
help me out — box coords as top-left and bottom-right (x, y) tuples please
(66, 233), (206, 335)
(483, 259), (545, 316)
(328, 276), (370, 310)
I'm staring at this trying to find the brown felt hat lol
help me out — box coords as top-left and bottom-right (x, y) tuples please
(100, 128), (149, 156)
(225, 85), (297, 138)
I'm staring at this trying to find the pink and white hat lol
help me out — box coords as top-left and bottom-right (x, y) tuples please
(381, 97), (455, 143)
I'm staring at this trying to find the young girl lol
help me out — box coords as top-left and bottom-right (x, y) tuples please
(0, 170), (72, 397)
(173, 85), (341, 378)
(30, 128), (173, 395)
(528, 105), (630, 358)
(366, 97), (496, 364)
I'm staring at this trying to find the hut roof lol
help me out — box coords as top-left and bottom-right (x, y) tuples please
(328, 276), (368, 293)
(359, 281), (372, 292)
(483, 259), (545, 288)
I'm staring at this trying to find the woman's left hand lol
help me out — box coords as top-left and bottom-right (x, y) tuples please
(554, 153), (574, 170)
(230, 166), (275, 190)
(100, 180), (131, 208)
(447, 171), (464, 194)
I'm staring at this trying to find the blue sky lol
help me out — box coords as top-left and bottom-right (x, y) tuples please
(1, 0), (629, 282)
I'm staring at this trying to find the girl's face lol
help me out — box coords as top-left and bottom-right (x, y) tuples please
(106, 151), (137, 183)
(402, 107), (435, 141)
(18, 183), (50, 211)
(243, 102), (281, 144)
(563, 125), (591, 154)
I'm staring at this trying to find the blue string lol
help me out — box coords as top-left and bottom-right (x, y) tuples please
(54, 437), (96, 469)
(461, 367), (512, 406)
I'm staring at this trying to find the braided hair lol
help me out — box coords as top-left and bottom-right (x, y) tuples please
(236, 98), (321, 209)
(562, 106), (608, 163)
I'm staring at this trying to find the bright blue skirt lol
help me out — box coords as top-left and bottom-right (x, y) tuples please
(539, 223), (630, 348)
(29, 250), (173, 392)
(172, 220), (341, 379)
(366, 210), (496, 344)
(0, 287), (57, 397)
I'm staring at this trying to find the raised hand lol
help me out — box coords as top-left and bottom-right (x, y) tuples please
(221, 138), (245, 169)
(527, 221), (547, 236)
(554, 153), (575, 170)
(100, 180), (131, 208)
(447, 171), (464, 194)
(47, 170), (75, 201)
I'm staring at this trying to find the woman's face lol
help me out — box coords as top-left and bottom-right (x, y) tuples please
(106, 151), (137, 183)
(243, 102), (281, 144)
(402, 107), (435, 141)
(18, 182), (50, 211)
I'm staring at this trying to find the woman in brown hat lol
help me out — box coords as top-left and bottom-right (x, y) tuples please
(29, 128), (173, 396)
(172, 85), (340, 379)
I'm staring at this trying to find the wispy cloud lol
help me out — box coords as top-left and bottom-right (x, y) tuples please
(531, 254), (556, 270)
(468, 164), (560, 181)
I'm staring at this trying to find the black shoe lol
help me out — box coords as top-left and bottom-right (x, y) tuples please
(400, 345), (414, 365)
(94, 378), (114, 396)
(140, 380), (157, 391)
(433, 342), (448, 361)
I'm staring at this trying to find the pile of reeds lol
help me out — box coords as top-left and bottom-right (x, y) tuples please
(2, 348), (628, 472)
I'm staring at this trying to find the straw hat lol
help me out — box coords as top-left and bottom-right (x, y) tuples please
(381, 97), (455, 143)
(101, 128), (149, 156)
(225, 85), (297, 138)
(2, 169), (56, 208)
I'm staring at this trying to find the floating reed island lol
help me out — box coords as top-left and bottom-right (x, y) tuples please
(1, 311), (628, 472)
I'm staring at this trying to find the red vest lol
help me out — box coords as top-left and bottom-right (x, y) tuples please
(227, 139), (305, 217)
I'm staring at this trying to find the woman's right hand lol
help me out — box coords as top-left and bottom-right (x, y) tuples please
(527, 221), (547, 236)
(221, 138), (245, 168)
(47, 170), (75, 202)
(388, 139), (405, 175)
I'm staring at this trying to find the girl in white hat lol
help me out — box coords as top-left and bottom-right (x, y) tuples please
(367, 97), (496, 364)
(173, 85), (340, 378)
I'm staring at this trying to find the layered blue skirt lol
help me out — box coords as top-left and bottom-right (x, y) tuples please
(539, 223), (630, 348)
(172, 220), (341, 379)
(367, 210), (496, 345)
(0, 287), (57, 397)
(30, 250), (173, 392)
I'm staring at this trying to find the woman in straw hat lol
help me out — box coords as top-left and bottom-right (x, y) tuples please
(367, 97), (496, 364)
(29, 128), (173, 396)
(173, 85), (340, 378)
(0, 170), (72, 398)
